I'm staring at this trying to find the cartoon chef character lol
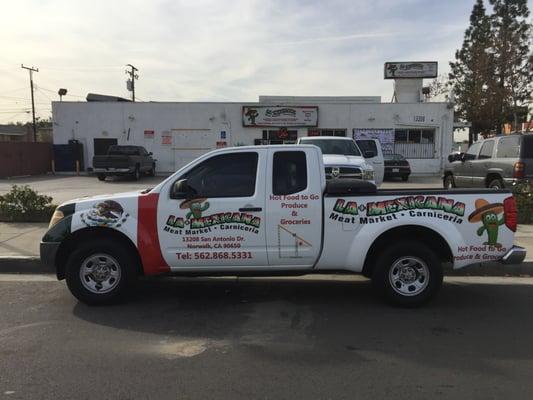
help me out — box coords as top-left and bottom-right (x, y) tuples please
(468, 198), (505, 247)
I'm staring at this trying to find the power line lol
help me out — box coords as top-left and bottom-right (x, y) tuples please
(21, 64), (39, 141)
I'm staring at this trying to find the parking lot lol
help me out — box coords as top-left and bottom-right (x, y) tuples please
(0, 174), (444, 205)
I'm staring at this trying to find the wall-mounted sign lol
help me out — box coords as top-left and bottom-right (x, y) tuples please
(242, 106), (318, 127)
(161, 131), (172, 145)
(144, 129), (155, 138)
(384, 62), (438, 79)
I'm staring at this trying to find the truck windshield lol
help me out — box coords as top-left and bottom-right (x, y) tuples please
(302, 139), (361, 156)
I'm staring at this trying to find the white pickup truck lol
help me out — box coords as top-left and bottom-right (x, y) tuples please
(41, 145), (526, 307)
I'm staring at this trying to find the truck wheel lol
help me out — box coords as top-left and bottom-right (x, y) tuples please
(65, 240), (138, 305)
(97, 174), (106, 181)
(372, 241), (443, 307)
(148, 163), (155, 177)
(443, 174), (455, 189)
(132, 166), (141, 181)
(488, 178), (504, 189)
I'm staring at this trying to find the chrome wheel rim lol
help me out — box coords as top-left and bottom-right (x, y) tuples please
(388, 256), (429, 296)
(80, 253), (121, 294)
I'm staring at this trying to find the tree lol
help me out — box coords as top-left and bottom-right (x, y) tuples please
(449, 0), (496, 144)
(489, 0), (532, 134)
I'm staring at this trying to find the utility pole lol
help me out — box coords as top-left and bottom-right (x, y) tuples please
(125, 64), (139, 102)
(21, 64), (39, 141)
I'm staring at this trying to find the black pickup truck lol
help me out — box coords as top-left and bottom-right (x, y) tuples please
(92, 145), (156, 181)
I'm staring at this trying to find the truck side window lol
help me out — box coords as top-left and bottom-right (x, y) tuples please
(272, 151), (307, 195)
(465, 142), (482, 159)
(496, 136), (520, 158)
(478, 140), (494, 160)
(183, 152), (258, 198)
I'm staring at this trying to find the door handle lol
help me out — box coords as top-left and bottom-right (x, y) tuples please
(239, 207), (262, 212)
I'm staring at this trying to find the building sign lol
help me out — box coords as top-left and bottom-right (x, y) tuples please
(384, 62), (438, 79)
(144, 130), (155, 138)
(354, 128), (394, 155)
(242, 106), (318, 127)
(161, 131), (172, 145)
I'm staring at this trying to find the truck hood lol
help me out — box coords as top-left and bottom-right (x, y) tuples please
(61, 190), (145, 210)
(322, 154), (369, 168)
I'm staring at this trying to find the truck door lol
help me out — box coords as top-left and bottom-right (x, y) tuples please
(455, 142), (481, 187)
(266, 148), (323, 267)
(157, 150), (268, 269)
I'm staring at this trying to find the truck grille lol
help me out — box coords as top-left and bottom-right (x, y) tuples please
(325, 167), (362, 180)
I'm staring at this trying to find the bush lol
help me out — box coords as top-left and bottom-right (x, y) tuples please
(0, 185), (56, 222)
(513, 182), (533, 225)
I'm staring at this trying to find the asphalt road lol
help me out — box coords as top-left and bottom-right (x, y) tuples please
(1, 275), (533, 399)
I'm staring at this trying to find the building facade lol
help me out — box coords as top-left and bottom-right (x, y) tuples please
(52, 95), (454, 175)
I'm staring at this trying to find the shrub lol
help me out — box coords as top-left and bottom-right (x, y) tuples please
(512, 182), (533, 225)
(0, 185), (56, 222)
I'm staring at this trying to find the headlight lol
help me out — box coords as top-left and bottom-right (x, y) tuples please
(362, 169), (374, 181)
(48, 209), (65, 228)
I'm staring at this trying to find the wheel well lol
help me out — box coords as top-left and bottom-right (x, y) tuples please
(362, 225), (453, 278)
(55, 227), (143, 280)
(485, 173), (502, 187)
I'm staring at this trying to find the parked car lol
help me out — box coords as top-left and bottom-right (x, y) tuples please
(41, 145), (525, 307)
(384, 153), (411, 181)
(443, 134), (533, 189)
(93, 145), (156, 181)
(296, 137), (383, 186)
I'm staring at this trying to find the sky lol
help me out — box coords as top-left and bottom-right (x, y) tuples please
(0, 0), (530, 125)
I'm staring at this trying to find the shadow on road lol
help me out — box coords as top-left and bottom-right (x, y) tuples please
(71, 277), (533, 370)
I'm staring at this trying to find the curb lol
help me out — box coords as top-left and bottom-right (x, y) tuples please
(0, 257), (55, 274)
(0, 257), (533, 277)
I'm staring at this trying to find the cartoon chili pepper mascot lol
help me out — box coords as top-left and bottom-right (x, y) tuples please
(468, 198), (505, 246)
(179, 198), (210, 219)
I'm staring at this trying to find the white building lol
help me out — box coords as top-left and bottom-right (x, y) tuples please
(52, 95), (453, 175)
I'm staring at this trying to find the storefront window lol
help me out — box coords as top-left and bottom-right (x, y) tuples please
(394, 128), (435, 159)
(307, 129), (346, 137)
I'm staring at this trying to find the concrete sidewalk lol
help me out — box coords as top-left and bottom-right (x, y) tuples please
(1, 221), (532, 275)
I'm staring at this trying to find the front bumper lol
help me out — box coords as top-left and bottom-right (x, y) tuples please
(40, 241), (60, 268)
(93, 167), (133, 174)
(500, 245), (527, 265)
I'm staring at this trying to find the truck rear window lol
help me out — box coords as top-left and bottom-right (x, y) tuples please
(496, 136), (520, 158)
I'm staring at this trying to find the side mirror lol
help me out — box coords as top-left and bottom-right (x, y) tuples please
(448, 154), (454, 163)
(170, 179), (197, 200)
(363, 150), (376, 158)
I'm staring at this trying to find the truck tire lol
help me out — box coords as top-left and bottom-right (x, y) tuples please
(488, 178), (504, 189)
(148, 163), (155, 177)
(371, 241), (443, 307)
(132, 166), (141, 181)
(443, 174), (455, 189)
(97, 174), (106, 181)
(65, 239), (139, 305)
